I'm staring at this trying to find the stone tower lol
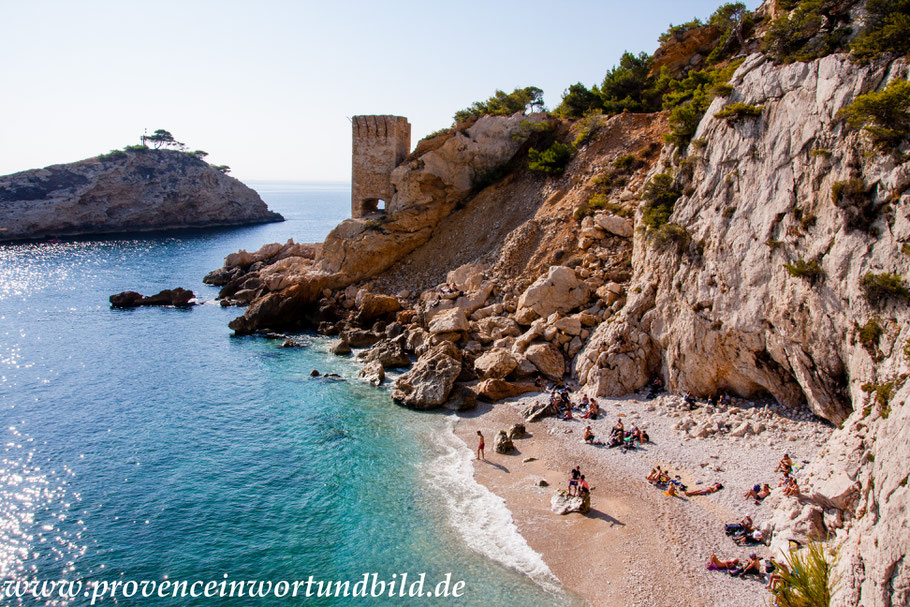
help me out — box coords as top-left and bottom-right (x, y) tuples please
(351, 115), (411, 218)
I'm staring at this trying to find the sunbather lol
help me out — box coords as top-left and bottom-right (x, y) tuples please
(686, 482), (724, 496)
(707, 554), (740, 570)
(776, 454), (793, 474)
(730, 553), (763, 578)
(745, 483), (772, 502)
(583, 426), (596, 443)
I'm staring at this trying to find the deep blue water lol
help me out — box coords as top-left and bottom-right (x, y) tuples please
(0, 183), (570, 606)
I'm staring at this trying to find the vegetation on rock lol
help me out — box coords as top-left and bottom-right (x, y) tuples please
(714, 102), (764, 122)
(528, 142), (572, 174)
(641, 173), (682, 231)
(861, 271), (910, 303)
(784, 258), (824, 282)
(454, 87), (545, 124)
(850, 0), (910, 62)
(838, 78), (910, 154)
(770, 542), (839, 607)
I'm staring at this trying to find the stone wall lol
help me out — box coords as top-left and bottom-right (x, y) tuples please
(351, 115), (410, 218)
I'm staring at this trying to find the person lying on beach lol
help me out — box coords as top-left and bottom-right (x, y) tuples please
(730, 553), (763, 578)
(686, 482), (724, 496)
(744, 484), (772, 502)
(735, 529), (766, 546)
(707, 554), (740, 571)
(776, 454), (793, 474)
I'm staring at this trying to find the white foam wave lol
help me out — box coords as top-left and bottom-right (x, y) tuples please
(423, 420), (562, 594)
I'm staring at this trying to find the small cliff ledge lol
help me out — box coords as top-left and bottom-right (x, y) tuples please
(0, 148), (282, 241)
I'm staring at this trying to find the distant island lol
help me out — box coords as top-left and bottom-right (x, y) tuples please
(0, 131), (282, 242)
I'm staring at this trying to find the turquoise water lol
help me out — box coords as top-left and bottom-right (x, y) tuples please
(0, 183), (571, 606)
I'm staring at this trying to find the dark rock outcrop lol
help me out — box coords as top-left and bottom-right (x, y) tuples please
(109, 288), (195, 308)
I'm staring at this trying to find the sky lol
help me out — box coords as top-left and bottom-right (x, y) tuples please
(0, 0), (763, 182)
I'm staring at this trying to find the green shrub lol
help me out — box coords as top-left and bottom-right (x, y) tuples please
(528, 142), (572, 174)
(770, 542), (839, 606)
(710, 83), (734, 97)
(858, 318), (884, 350)
(861, 271), (910, 303)
(862, 380), (896, 406)
(831, 178), (867, 205)
(784, 258), (824, 282)
(454, 86), (544, 124)
(809, 148), (832, 158)
(599, 51), (660, 115)
(902, 242), (910, 255)
(850, 0), (910, 63)
(648, 223), (691, 250)
(213, 165), (231, 174)
(613, 154), (641, 171)
(123, 144), (149, 152)
(97, 149), (128, 162)
(640, 173), (681, 230)
(714, 102), (764, 122)
(766, 239), (784, 251)
(838, 79), (910, 153)
(570, 111), (606, 147)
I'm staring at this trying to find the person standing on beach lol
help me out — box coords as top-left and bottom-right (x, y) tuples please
(476, 430), (485, 460)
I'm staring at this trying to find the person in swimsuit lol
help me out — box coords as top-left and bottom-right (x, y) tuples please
(568, 466), (581, 496)
(686, 482), (724, 496)
(476, 430), (485, 460)
(579, 475), (590, 496)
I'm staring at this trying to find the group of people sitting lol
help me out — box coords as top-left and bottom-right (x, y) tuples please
(566, 466), (591, 497)
(725, 515), (766, 546)
(647, 466), (688, 496)
(707, 553), (765, 578)
(606, 419), (648, 449)
(548, 387), (600, 421)
(776, 454), (802, 498)
(682, 391), (733, 410)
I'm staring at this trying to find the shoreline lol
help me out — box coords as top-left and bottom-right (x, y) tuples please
(453, 390), (831, 607)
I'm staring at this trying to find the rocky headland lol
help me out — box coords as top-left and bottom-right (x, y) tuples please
(0, 147), (282, 241)
(205, 1), (909, 604)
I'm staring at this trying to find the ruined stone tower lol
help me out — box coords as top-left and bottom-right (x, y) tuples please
(351, 115), (411, 218)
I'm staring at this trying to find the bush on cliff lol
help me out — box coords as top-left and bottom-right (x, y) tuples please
(850, 0), (910, 63)
(453, 87), (545, 124)
(762, 0), (853, 63)
(861, 271), (910, 303)
(641, 173), (681, 230)
(838, 79), (910, 153)
(528, 142), (572, 174)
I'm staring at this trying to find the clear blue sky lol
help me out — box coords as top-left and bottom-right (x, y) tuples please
(0, 0), (763, 182)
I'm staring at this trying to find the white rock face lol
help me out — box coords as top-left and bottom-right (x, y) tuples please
(575, 53), (910, 607)
(0, 149), (282, 241)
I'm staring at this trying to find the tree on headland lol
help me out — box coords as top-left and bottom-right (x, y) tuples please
(142, 129), (186, 151)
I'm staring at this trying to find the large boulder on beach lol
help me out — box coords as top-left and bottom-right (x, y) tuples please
(475, 379), (537, 402)
(391, 342), (462, 410)
(525, 342), (565, 380)
(523, 400), (556, 422)
(493, 430), (514, 454)
(428, 307), (469, 335)
(356, 293), (401, 322)
(550, 492), (591, 515)
(473, 347), (517, 379)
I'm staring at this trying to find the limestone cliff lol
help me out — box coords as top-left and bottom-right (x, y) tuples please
(0, 148), (282, 241)
(209, 4), (909, 603)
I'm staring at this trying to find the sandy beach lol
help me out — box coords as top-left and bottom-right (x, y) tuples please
(455, 390), (831, 607)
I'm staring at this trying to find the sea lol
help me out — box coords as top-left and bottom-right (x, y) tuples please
(0, 182), (576, 606)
